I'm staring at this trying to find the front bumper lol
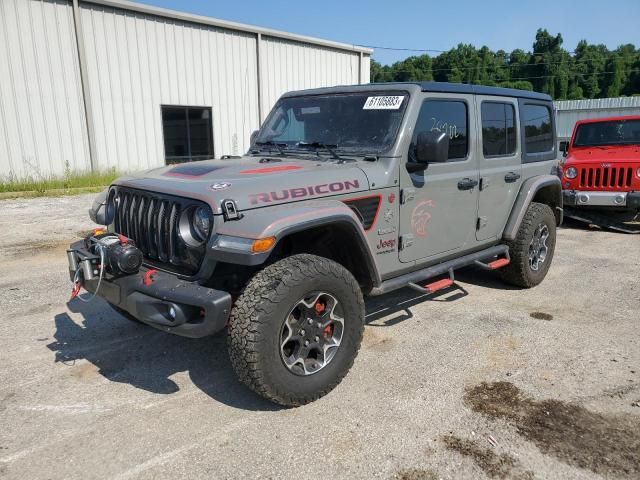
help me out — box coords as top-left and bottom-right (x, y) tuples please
(563, 190), (640, 209)
(67, 240), (232, 338)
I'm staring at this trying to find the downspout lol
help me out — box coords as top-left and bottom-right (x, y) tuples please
(72, 0), (97, 172)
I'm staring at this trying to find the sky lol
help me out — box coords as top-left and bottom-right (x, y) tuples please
(138, 0), (640, 65)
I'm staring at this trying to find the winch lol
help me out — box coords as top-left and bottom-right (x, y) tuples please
(67, 229), (143, 301)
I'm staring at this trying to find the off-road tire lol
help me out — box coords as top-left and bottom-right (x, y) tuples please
(108, 303), (143, 324)
(227, 254), (365, 407)
(499, 202), (556, 288)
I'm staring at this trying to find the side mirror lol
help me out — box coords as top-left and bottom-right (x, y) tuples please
(560, 142), (569, 157)
(416, 131), (449, 164)
(250, 130), (259, 146)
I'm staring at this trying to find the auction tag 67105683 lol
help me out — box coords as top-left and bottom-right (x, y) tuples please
(362, 96), (404, 110)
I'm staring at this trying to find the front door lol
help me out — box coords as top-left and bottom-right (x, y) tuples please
(399, 94), (480, 263)
(474, 96), (522, 240)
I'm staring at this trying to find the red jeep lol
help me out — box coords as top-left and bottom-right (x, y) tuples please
(561, 115), (640, 230)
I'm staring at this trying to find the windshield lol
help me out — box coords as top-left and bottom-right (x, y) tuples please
(254, 92), (409, 154)
(573, 119), (640, 147)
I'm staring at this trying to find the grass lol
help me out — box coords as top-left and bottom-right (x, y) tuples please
(0, 165), (119, 199)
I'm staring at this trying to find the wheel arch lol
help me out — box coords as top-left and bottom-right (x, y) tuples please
(269, 217), (380, 290)
(503, 175), (563, 241)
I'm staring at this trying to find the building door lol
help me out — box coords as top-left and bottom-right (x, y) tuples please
(399, 95), (480, 263)
(475, 97), (522, 241)
(161, 106), (214, 164)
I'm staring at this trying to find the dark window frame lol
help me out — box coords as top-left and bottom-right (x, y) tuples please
(161, 105), (214, 164)
(518, 99), (556, 163)
(480, 100), (518, 158)
(410, 97), (471, 163)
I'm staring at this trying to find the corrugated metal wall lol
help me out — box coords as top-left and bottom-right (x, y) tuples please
(555, 97), (640, 140)
(0, 0), (90, 178)
(0, 0), (370, 177)
(259, 37), (364, 118)
(78, 2), (260, 171)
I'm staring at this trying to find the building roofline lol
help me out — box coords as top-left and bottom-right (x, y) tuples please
(79, 0), (373, 55)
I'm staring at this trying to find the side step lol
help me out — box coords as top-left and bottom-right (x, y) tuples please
(474, 251), (511, 270)
(408, 270), (455, 295)
(369, 245), (509, 296)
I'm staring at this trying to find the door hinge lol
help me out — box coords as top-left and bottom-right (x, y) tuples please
(399, 234), (414, 250)
(476, 216), (488, 230)
(400, 188), (415, 205)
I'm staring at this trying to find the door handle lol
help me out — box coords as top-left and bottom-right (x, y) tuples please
(457, 178), (479, 191)
(504, 172), (521, 183)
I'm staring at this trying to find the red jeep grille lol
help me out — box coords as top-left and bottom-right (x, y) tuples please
(578, 167), (633, 189)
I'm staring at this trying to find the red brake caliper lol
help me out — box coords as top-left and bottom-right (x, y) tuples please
(315, 301), (333, 338)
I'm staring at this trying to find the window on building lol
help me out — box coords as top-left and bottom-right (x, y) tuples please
(521, 104), (553, 154)
(162, 106), (214, 164)
(481, 102), (517, 156)
(410, 100), (468, 161)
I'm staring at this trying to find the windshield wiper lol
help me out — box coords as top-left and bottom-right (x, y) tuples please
(297, 141), (342, 160)
(253, 141), (288, 156)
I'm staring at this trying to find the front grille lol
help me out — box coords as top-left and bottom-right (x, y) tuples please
(111, 187), (210, 275)
(578, 167), (633, 189)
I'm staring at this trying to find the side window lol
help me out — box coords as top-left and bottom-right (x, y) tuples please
(481, 102), (517, 156)
(411, 100), (468, 161)
(521, 104), (553, 154)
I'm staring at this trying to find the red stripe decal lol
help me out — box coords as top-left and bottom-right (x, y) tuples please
(240, 165), (303, 174)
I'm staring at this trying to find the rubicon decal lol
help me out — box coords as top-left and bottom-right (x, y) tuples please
(249, 180), (360, 205)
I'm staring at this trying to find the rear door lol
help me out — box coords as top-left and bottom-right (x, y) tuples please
(475, 96), (522, 240)
(398, 94), (480, 262)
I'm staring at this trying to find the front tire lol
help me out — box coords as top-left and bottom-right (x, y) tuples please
(227, 254), (365, 406)
(499, 202), (557, 288)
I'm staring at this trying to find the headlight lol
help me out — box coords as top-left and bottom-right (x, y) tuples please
(565, 167), (578, 179)
(179, 206), (213, 246)
(192, 207), (212, 242)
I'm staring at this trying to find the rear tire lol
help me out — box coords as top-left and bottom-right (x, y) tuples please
(499, 202), (556, 288)
(227, 254), (365, 407)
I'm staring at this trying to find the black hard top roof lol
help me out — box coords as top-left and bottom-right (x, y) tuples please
(376, 82), (552, 101)
(282, 82), (552, 102)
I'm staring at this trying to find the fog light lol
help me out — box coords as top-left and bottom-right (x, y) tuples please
(168, 305), (177, 319)
(614, 195), (625, 205)
(578, 193), (589, 204)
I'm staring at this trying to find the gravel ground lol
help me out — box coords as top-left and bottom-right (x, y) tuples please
(0, 194), (638, 480)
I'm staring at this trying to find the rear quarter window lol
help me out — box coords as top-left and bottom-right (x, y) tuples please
(519, 101), (556, 162)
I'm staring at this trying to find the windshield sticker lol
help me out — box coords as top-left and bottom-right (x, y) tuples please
(300, 106), (320, 114)
(363, 96), (404, 110)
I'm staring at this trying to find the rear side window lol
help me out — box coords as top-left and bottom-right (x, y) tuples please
(481, 102), (517, 156)
(411, 100), (468, 160)
(521, 104), (553, 154)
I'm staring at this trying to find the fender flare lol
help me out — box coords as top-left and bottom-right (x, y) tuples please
(209, 200), (381, 287)
(503, 175), (563, 241)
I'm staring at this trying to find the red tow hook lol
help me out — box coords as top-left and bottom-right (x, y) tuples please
(69, 282), (82, 301)
(143, 269), (158, 286)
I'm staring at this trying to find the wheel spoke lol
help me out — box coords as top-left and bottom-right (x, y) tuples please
(279, 292), (345, 376)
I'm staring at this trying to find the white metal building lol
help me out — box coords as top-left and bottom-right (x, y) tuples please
(555, 97), (640, 147)
(0, 0), (371, 177)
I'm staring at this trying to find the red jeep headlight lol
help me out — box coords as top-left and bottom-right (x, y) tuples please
(565, 167), (578, 179)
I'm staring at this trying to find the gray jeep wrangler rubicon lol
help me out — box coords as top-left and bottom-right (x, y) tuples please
(68, 82), (562, 406)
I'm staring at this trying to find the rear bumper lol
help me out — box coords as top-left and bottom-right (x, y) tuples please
(68, 240), (232, 338)
(563, 190), (640, 209)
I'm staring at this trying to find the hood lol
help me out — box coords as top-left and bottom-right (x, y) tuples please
(566, 145), (640, 165)
(112, 156), (370, 214)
